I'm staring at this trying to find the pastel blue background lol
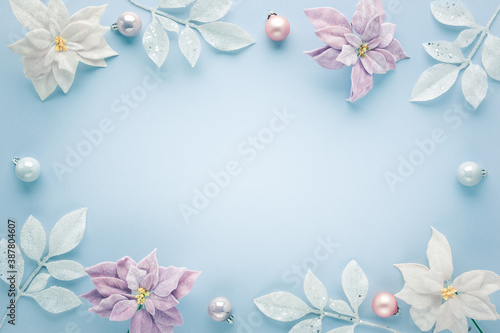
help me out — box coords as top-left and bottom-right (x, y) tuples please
(1, 0), (499, 332)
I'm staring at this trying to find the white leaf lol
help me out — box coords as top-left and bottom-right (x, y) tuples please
(423, 41), (465, 63)
(254, 291), (315, 322)
(411, 64), (461, 102)
(48, 208), (87, 258)
(159, 0), (195, 8)
(304, 270), (328, 310)
(455, 28), (480, 48)
(156, 16), (179, 32)
(289, 318), (322, 333)
(26, 273), (50, 293)
(326, 326), (355, 333)
(143, 18), (170, 68)
(179, 26), (201, 67)
(46, 260), (87, 281)
(430, 0), (475, 27)
(0, 238), (24, 288)
(482, 34), (500, 80)
(20, 216), (46, 262)
(462, 63), (488, 109)
(342, 260), (368, 314)
(197, 21), (255, 51)
(189, 0), (231, 23)
(27, 286), (82, 314)
(9, 0), (48, 30)
(329, 299), (356, 317)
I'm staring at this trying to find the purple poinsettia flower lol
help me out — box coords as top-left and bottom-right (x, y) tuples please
(305, 0), (409, 102)
(81, 249), (200, 333)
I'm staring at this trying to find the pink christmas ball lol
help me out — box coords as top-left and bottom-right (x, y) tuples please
(265, 14), (290, 41)
(372, 292), (399, 318)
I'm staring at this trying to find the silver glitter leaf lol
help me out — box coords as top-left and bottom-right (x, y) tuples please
(27, 286), (82, 314)
(329, 299), (355, 317)
(304, 270), (328, 310)
(45, 260), (87, 281)
(20, 215), (46, 262)
(342, 260), (368, 314)
(48, 208), (87, 258)
(410, 63), (461, 102)
(179, 26), (201, 67)
(197, 21), (255, 51)
(26, 273), (50, 293)
(423, 41), (465, 64)
(0, 238), (24, 288)
(9, 0), (48, 30)
(143, 18), (170, 68)
(462, 63), (488, 109)
(189, 0), (231, 23)
(290, 318), (322, 333)
(326, 326), (354, 333)
(159, 0), (195, 8)
(482, 34), (500, 80)
(254, 291), (315, 322)
(157, 16), (180, 33)
(455, 28), (480, 48)
(430, 0), (475, 27)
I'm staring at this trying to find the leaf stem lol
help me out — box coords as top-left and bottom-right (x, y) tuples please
(128, 0), (198, 29)
(471, 319), (484, 333)
(464, 4), (500, 65)
(323, 311), (401, 333)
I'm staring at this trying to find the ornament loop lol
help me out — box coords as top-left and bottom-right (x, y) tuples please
(111, 23), (119, 31)
(12, 157), (20, 165)
(267, 11), (277, 19)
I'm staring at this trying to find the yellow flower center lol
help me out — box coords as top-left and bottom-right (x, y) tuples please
(135, 287), (150, 305)
(357, 43), (369, 58)
(54, 36), (67, 52)
(441, 286), (457, 300)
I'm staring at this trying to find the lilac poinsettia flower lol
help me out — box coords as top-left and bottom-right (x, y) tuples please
(305, 0), (409, 102)
(81, 249), (200, 333)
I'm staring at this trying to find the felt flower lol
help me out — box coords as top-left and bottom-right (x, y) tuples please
(8, 0), (118, 101)
(395, 228), (500, 333)
(304, 0), (408, 102)
(81, 249), (200, 333)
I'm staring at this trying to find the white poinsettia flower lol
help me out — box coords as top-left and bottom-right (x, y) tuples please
(395, 228), (500, 333)
(8, 0), (118, 101)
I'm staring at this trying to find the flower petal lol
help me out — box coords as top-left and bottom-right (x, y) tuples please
(171, 270), (201, 300)
(31, 72), (57, 101)
(395, 283), (441, 309)
(361, 14), (383, 42)
(47, 0), (69, 30)
(466, 291), (500, 320)
(154, 267), (187, 297)
(26, 29), (52, 49)
(435, 299), (468, 333)
(361, 50), (389, 74)
(137, 249), (160, 289)
(352, 0), (382, 36)
(427, 228), (453, 281)
(62, 22), (97, 42)
(314, 26), (351, 50)
(336, 45), (358, 67)
(117, 257), (138, 281)
(9, 0), (48, 31)
(347, 61), (373, 102)
(409, 304), (439, 331)
(382, 39), (409, 61)
(155, 307), (183, 326)
(80, 289), (105, 306)
(8, 37), (48, 57)
(90, 294), (128, 318)
(130, 309), (153, 333)
(367, 37), (382, 49)
(56, 51), (79, 74)
(370, 49), (396, 71)
(453, 270), (500, 295)
(154, 322), (174, 333)
(150, 294), (179, 311)
(304, 46), (344, 70)
(22, 55), (52, 79)
(344, 33), (361, 48)
(378, 23), (396, 48)
(66, 26), (109, 51)
(304, 7), (352, 31)
(394, 263), (442, 294)
(92, 277), (131, 297)
(110, 299), (139, 321)
(52, 64), (75, 94)
(127, 265), (147, 291)
(145, 299), (156, 316)
(77, 39), (118, 60)
(457, 293), (498, 320)
(85, 262), (118, 278)
(69, 5), (107, 25)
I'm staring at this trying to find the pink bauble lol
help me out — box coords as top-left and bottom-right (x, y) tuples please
(372, 292), (398, 318)
(265, 14), (290, 41)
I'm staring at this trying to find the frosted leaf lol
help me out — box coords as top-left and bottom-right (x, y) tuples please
(455, 28), (480, 48)
(0, 238), (24, 288)
(304, 270), (328, 310)
(482, 34), (500, 80)
(27, 286), (82, 313)
(423, 41), (465, 63)
(254, 291), (314, 322)
(289, 318), (322, 333)
(143, 18), (170, 68)
(9, 0), (48, 30)
(329, 299), (356, 317)
(179, 26), (201, 67)
(26, 273), (50, 293)
(46, 260), (87, 281)
(20, 215), (46, 262)
(159, 0), (195, 8)
(48, 208), (87, 258)
(189, 0), (231, 23)
(197, 21), (255, 51)
(430, 0), (475, 27)
(462, 63), (488, 109)
(326, 326), (355, 333)
(157, 16), (179, 32)
(410, 63), (461, 101)
(342, 260), (368, 314)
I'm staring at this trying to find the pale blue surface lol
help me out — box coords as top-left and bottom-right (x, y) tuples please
(1, 0), (500, 332)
